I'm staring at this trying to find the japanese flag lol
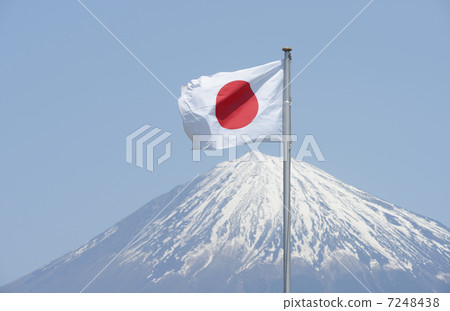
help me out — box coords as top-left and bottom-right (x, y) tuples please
(178, 60), (284, 149)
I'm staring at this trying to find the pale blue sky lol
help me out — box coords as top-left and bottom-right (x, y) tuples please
(1, 0), (449, 286)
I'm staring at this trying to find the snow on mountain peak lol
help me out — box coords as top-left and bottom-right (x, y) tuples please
(2, 151), (449, 292)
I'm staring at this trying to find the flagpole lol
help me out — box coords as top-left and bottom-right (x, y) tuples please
(282, 47), (292, 293)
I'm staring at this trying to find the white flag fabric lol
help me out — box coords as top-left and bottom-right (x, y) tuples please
(178, 60), (284, 149)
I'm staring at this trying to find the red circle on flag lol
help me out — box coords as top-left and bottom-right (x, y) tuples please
(215, 80), (258, 129)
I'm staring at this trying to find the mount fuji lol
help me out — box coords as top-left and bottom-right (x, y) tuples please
(2, 152), (449, 292)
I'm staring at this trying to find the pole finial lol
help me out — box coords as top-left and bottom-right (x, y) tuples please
(282, 47), (292, 52)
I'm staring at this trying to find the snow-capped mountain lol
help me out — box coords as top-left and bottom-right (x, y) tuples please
(2, 151), (449, 292)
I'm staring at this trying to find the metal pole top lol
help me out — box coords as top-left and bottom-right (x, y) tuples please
(282, 47), (292, 52)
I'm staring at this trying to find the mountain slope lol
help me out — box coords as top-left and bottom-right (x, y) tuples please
(2, 152), (449, 292)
